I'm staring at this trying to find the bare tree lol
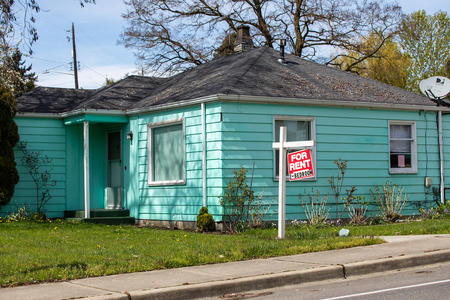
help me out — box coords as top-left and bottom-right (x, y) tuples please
(0, 0), (94, 90)
(121, 0), (403, 74)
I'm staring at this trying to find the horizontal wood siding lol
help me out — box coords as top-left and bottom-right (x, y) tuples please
(126, 103), (223, 222)
(2, 117), (67, 218)
(220, 102), (443, 221)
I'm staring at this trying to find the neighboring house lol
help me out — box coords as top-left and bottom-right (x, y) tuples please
(4, 28), (450, 227)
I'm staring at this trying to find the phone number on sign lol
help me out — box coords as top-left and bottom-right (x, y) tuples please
(290, 169), (313, 180)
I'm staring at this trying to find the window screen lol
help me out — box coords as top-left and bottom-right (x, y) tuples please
(274, 119), (313, 177)
(149, 122), (184, 183)
(389, 121), (417, 173)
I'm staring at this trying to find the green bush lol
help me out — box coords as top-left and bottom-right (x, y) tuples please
(370, 181), (408, 222)
(419, 200), (450, 219)
(196, 206), (215, 232)
(0, 87), (19, 208)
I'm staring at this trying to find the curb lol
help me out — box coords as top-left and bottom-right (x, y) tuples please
(82, 249), (450, 300)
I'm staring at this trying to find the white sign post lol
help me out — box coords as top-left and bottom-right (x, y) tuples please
(272, 126), (314, 239)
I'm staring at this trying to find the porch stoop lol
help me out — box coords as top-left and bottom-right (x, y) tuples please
(64, 209), (135, 225)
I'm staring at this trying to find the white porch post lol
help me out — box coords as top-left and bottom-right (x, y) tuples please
(83, 121), (90, 218)
(277, 126), (287, 239)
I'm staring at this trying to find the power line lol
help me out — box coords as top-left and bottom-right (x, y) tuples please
(26, 55), (67, 65)
(81, 64), (107, 79)
(38, 63), (69, 74)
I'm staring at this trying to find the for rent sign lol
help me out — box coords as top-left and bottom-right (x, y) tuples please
(288, 149), (314, 181)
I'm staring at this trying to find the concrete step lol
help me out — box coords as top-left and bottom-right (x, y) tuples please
(64, 209), (131, 218)
(65, 216), (135, 225)
(82, 216), (135, 225)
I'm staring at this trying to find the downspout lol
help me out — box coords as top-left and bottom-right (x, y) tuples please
(202, 103), (207, 207)
(83, 121), (90, 218)
(438, 111), (445, 204)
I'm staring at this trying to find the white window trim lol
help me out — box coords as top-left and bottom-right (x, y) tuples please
(273, 115), (316, 181)
(147, 118), (186, 186)
(388, 120), (417, 174)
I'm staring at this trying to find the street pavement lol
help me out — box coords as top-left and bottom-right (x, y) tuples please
(206, 260), (450, 299)
(0, 234), (449, 300)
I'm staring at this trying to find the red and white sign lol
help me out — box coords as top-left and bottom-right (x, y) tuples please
(288, 149), (314, 181)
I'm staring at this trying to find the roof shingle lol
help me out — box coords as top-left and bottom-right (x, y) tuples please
(17, 47), (434, 114)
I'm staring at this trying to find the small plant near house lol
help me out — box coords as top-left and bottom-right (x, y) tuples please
(16, 141), (56, 218)
(370, 181), (408, 222)
(347, 195), (368, 225)
(419, 200), (450, 219)
(220, 167), (273, 233)
(328, 159), (348, 219)
(196, 206), (215, 232)
(6, 206), (31, 222)
(220, 167), (255, 233)
(248, 190), (274, 228)
(300, 189), (330, 225)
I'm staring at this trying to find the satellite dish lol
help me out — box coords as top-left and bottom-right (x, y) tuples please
(419, 76), (450, 100)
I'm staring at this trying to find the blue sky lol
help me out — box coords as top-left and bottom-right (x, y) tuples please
(25, 0), (450, 89)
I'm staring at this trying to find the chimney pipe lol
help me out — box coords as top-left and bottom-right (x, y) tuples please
(234, 25), (254, 53)
(278, 39), (286, 64)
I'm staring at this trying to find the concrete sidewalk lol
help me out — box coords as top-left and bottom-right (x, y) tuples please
(1, 234), (449, 300)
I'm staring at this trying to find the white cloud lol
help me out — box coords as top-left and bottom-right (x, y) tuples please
(36, 64), (138, 89)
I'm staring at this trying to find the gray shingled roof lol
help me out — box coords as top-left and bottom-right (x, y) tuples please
(16, 87), (94, 113)
(74, 75), (168, 110)
(17, 46), (433, 114)
(133, 46), (432, 108)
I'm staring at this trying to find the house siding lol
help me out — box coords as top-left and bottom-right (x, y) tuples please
(3, 117), (67, 217)
(125, 103), (224, 222)
(219, 102), (446, 221)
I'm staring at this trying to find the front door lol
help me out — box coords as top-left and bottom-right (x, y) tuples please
(106, 131), (122, 209)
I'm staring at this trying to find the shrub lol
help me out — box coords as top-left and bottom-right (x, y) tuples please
(347, 196), (368, 224)
(300, 189), (329, 225)
(370, 181), (408, 222)
(220, 167), (274, 233)
(196, 206), (215, 232)
(7, 206), (31, 222)
(419, 200), (450, 219)
(0, 87), (19, 208)
(220, 167), (255, 233)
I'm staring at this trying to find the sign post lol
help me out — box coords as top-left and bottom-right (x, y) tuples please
(272, 127), (314, 239)
(277, 127), (287, 239)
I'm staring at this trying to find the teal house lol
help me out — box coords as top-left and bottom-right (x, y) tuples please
(5, 33), (450, 226)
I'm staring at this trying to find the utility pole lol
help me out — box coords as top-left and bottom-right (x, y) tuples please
(72, 22), (79, 89)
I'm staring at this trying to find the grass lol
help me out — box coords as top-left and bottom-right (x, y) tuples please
(0, 215), (449, 287)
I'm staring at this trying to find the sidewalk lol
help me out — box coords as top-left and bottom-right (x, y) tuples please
(1, 234), (449, 300)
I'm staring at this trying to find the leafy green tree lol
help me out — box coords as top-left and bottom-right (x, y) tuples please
(0, 87), (19, 208)
(4, 49), (37, 97)
(399, 10), (450, 92)
(332, 33), (410, 89)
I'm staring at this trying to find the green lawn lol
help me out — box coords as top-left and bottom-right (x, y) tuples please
(0, 216), (449, 287)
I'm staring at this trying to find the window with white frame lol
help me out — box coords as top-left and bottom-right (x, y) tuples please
(389, 121), (417, 174)
(147, 119), (185, 185)
(274, 116), (316, 179)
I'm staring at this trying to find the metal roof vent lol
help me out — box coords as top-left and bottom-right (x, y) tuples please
(234, 25), (254, 53)
(278, 39), (287, 64)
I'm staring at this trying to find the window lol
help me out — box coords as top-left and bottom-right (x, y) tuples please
(389, 121), (417, 174)
(147, 119), (185, 185)
(274, 116), (315, 179)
